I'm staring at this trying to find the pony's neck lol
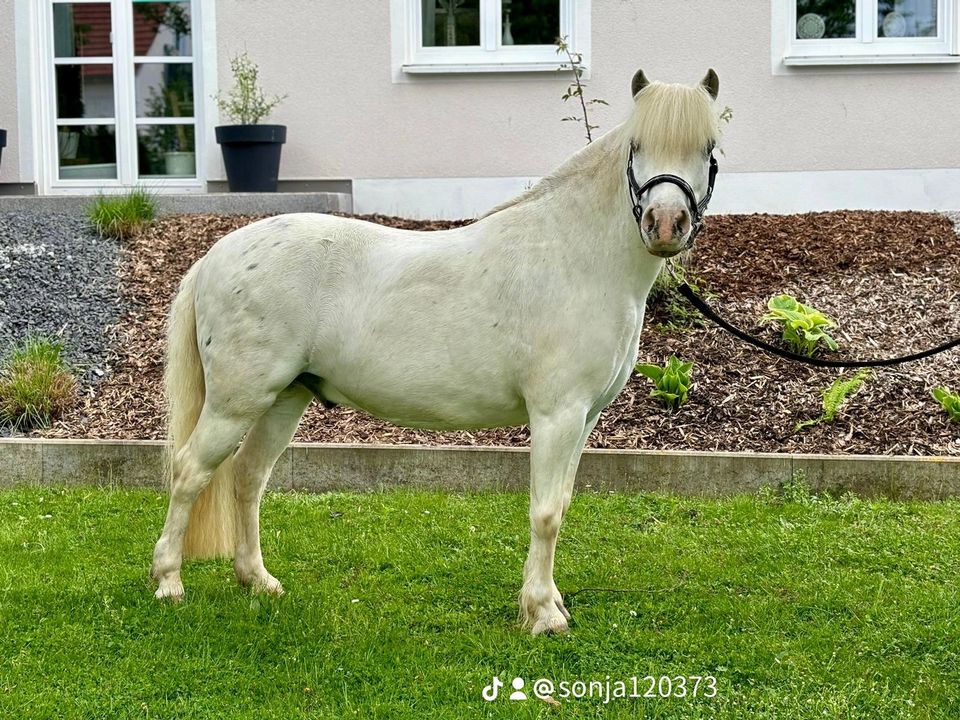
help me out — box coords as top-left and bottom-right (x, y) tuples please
(488, 124), (661, 298)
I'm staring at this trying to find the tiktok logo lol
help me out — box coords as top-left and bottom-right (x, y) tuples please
(482, 676), (504, 701)
(482, 676), (527, 701)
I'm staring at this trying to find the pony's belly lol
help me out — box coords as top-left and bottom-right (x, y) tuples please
(318, 378), (529, 431)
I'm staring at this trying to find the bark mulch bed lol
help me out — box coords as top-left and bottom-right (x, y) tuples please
(37, 210), (960, 456)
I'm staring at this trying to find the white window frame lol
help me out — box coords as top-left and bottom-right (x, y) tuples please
(776, 0), (959, 65)
(33, 0), (213, 194)
(391, 0), (590, 77)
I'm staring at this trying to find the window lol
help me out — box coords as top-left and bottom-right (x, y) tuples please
(40, 0), (203, 190)
(779, 0), (959, 64)
(393, 0), (590, 74)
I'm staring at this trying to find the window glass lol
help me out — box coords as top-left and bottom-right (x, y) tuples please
(502, 0), (560, 45)
(54, 3), (113, 58)
(137, 124), (196, 177)
(135, 63), (194, 118)
(56, 65), (115, 118)
(878, 0), (937, 37)
(57, 124), (117, 180)
(132, 1), (193, 56)
(796, 0), (856, 38)
(421, 0), (480, 47)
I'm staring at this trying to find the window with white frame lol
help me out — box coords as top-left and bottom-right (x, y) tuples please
(780, 0), (958, 64)
(40, 0), (202, 190)
(395, 0), (590, 73)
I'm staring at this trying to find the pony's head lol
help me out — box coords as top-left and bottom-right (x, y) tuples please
(624, 68), (720, 258)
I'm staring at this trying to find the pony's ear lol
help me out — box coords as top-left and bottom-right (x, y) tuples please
(701, 68), (719, 100)
(631, 69), (650, 98)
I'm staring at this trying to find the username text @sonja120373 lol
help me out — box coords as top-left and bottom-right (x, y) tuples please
(482, 674), (720, 704)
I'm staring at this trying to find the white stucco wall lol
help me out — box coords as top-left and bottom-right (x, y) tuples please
(212, 0), (960, 182)
(0, 0), (21, 184)
(3, 0), (958, 198)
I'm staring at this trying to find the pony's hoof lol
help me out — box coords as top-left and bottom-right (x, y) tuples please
(532, 614), (570, 636)
(154, 577), (184, 602)
(252, 576), (284, 596)
(237, 568), (284, 596)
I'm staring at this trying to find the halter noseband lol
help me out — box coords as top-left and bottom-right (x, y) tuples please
(626, 145), (719, 248)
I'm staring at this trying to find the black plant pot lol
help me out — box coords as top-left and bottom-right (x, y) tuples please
(0, 129), (6, 170)
(215, 124), (286, 192)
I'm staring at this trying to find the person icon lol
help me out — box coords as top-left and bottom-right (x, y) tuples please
(509, 677), (527, 701)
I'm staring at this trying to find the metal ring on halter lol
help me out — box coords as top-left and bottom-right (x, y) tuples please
(626, 145), (719, 248)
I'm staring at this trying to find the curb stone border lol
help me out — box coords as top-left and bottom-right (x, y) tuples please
(1, 439), (958, 499)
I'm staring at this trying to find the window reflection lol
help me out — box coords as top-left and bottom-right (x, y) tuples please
(133, 2), (192, 57)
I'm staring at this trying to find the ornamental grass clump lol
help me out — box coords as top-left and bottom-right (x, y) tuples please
(762, 294), (839, 357)
(0, 335), (77, 430)
(635, 355), (693, 410)
(932, 386), (960, 422)
(87, 187), (156, 240)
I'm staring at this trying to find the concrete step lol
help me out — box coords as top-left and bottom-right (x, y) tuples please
(0, 191), (353, 216)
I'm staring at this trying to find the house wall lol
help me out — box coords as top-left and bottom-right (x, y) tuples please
(0, 0), (21, 184)
(3, 0), (958, 212)
(213, 0), (960, 182)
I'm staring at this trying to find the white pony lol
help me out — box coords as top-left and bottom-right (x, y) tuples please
(151, 69), (722, 635)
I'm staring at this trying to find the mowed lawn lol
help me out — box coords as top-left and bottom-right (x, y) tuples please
(1, 484), (959, 719)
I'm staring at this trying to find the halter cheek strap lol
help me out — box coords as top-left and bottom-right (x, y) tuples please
(626, 145), (719, 246)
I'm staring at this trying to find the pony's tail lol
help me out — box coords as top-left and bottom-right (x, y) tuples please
(165, 264), (236, 559)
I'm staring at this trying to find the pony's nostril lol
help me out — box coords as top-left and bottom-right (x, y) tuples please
(640, 207), (656, 235)
(674, 212), (691, 237)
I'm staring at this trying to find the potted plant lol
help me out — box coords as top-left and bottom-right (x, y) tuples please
(214, 52), (287, 192)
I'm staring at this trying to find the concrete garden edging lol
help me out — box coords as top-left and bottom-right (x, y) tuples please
(1, 438), (958, 499)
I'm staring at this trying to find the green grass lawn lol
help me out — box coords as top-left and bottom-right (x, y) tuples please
(1, 483), (959, 719)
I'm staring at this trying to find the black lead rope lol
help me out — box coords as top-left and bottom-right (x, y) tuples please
(677, 282), (960, 368)
(626, 147), (960, 367)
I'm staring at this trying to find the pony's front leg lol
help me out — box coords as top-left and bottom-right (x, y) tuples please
(521, 407), (589, 635)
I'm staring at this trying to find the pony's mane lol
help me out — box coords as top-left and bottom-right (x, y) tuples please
(482, 133), (621, 217)
(483, 80), (719, 218)
(624, 81), (718, 162)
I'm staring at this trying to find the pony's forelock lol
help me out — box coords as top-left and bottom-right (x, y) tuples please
(625, 82), (719, 162)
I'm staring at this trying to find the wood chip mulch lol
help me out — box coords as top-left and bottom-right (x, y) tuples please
(37, 210), (960, 456)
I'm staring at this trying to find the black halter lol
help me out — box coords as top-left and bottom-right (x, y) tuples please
(626, 145), (719, 246)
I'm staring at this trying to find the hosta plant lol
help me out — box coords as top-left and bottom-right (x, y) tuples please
(932, 386), (960, 422)
(763, 294), (838, 357)
(635, 355), (693, 410)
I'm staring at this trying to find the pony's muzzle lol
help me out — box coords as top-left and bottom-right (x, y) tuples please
(640, 205), (692, 257)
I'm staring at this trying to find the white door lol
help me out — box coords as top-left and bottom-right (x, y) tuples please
(39, 0), (203, 193)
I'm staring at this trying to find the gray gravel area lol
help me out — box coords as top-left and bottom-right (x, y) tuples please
(942, 210), (960, 236)
(0, 211), (122, 384)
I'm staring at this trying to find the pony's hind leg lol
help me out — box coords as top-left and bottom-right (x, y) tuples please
(151, 405), (264, 601)
(232, 385), (313, 594)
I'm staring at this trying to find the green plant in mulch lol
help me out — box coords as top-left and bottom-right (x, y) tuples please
(86, 187), (156, 240)
(635, 355), (693, 410)
(795, 368), (871, 433)
(762, 293), (839, 357)
(646, 259), (708, 333)
(931, 386), (960, 422)
(0, 335), (77, 430)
